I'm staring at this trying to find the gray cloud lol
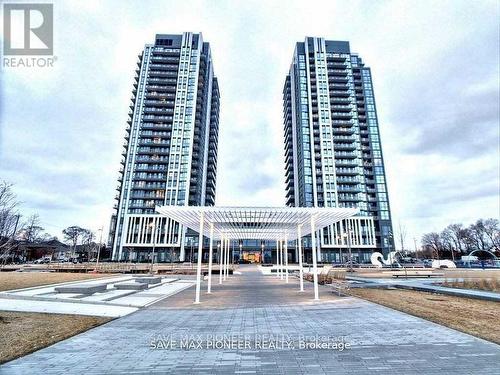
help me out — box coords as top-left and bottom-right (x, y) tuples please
(0, 0), (498, 241)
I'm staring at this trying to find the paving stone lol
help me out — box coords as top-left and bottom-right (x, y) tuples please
(1, 265), (499, 374)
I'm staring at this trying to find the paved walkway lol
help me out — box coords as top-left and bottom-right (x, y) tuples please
(2, 265), (499, 374)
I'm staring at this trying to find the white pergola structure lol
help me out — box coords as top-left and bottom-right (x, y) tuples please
(155, 206), (358, 303)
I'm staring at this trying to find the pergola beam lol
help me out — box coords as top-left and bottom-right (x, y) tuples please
(153, 206), (359, 303)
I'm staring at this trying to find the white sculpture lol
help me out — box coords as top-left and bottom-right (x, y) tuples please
(431, 260), (456, 268)
(371, 251), (399, 268)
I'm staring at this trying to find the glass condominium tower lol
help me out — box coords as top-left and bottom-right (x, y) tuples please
(109, 32), (220, 261)
(283, 37), (393, 261)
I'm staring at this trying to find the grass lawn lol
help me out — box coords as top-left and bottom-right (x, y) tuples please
(0, 271), (118, 363)
(349, 268), (500, 279)
(441, 278), (500, 292)
(0, 311), (111, 364)
(350, 288), (500, 344)
(0, 272), (116, 292)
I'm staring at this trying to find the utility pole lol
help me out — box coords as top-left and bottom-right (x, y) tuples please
(413, 237), (418, 261)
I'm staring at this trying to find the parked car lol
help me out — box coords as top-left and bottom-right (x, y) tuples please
(34, 256), (51, 264)
(422, 259), (433, 268)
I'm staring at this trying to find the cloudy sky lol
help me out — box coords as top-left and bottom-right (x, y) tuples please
(1, 0), (499, 245)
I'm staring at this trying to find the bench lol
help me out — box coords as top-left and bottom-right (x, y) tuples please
(54, 284), (107, 295)
(114, 282), (148, 290)
(133, 276), (162, 284)
(331, 282), (350, 296)
(392, 271), (444, 278)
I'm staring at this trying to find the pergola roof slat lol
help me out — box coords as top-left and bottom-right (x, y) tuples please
(155, 206), (358, 241)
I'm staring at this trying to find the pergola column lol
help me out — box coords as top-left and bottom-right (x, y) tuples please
(218, 237), (224, 284)
(311, 216), (319, 300)
(317, 229), (322, 262)
(194, 212), (204, 304)
(298, 225), (304, 292)
(224, 238), (229, 280)
(276, 240), (280, 278)
(284, 236), (289, 283)
(279, 239), (284, 280)
(223, 237), (227, 281)
(207, 223), (214, 294)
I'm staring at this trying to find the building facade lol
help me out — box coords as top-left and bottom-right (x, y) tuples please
(283, 37), (394, 262)
(108, 32), (220, 262)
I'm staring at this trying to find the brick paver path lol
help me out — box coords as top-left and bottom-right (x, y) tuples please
(2, 265), (499, 374)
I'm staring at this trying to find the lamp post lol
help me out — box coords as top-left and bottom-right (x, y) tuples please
(261, 243), (264, 264)
(239, 243), (242, 264)
(343, 230), (353, 272)
(336, 235), (343, 266)
(149, 221), (161, 274)
(95, 227), (103, 272)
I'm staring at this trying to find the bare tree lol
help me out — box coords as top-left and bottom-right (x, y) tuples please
(81, 229), (95, 260)
(440, 223), (470, 261)
(421, 218), (500, 262)
(446, 224), (468, 254)
(481, 218), (500, 252)
(440, 228), (455, 261)
(20, 214), (46, 243)
(0, 181), (20, 239)
(468, 219), (491, 252)
(62, 226), (85, 259)
(421, 232), (442, 260)
(0, 182), (22, 264)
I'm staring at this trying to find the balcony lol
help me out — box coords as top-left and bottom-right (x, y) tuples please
(331, 112), (353, 119)
(337, 177), (359, 184)
(335, 151), (357, 159)
(335, 159), (358, 167)
(148, 70), (178, 78)
(334, 143), (356, 151)
(142, 115), (172, 123)
(143, 99), (175, 107)
(329, 77), (349, 84)
(336, 168), (358, 176)
(146, 85), (176, 93)
(337, 185), (362, 193)
(332, 127), (355, 135)
(148, 64), (178, 71)
(330, 90), (350, 96)
(330, 97), (351, 104)
(331, 104), (352, 112)
(338, 194), (359, 202)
